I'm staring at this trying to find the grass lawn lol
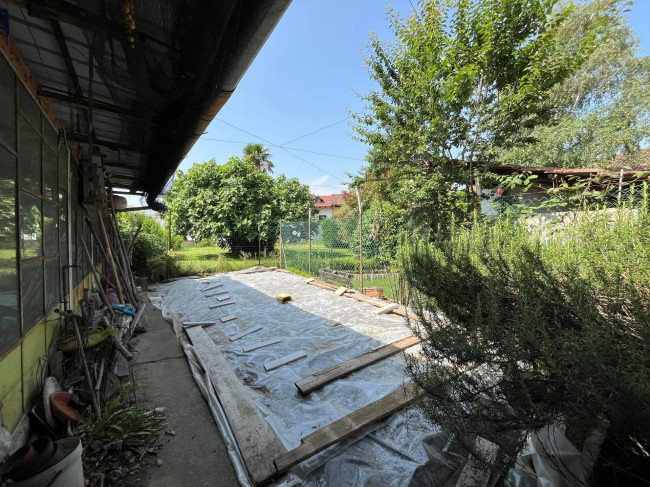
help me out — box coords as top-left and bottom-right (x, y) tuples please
(174, 245), (280, 275)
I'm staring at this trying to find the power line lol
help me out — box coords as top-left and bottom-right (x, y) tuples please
(214, 119), (346, 182)
(196, 137), (365, 161)
(279, 116), (351, 147)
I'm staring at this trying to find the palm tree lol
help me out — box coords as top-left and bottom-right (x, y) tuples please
(243, 143), (274, 174)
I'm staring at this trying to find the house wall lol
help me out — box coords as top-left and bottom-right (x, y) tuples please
(0, 46), (95, 432)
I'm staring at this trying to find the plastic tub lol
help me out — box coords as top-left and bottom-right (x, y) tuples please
(13, 437), (83, 487)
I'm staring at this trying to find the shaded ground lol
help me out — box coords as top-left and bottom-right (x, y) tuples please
(129, 299), (239, 487)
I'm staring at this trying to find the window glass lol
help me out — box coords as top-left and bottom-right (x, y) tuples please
(58, 152), (68, 195)
(0, 56), (16, 151)
(43, 202), (58, 256)
(59, 191), (68, 268)
(45, 257), (60, 312)
(19, 192), (42, 259)
(22, 260), (44, 330)
(0, 148), (19, 355)
(43, 143), (57, 202)
(18, 118), (41, 194)
(18, 84), (41, 129)
(43, 122), (58, 153)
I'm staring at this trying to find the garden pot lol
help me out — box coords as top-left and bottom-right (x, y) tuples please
(12, 437), (83, 487)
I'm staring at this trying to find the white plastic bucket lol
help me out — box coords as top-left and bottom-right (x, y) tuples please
(13, 437), (83, 487)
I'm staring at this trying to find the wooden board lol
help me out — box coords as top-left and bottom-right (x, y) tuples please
(229, 326), (262, 341)
(264, 351), (307, 371)
(372, 303), (399, 315)
(202, 283), (223, 292)
(307, 280), (338, 291)
(184, 325), (286, 485)
(243, 338), (282, 353)
(182, 321), (217, 329)
(210, 301), (235, 309)
(274, 382), (415, 474)
(216, 295), (231, 302)
(295, 335), (421, 395)
(220, 315), (237, 323)
(334, 286), (347, 296)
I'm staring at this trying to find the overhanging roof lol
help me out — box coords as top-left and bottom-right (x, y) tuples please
(4, 0), (291, 208)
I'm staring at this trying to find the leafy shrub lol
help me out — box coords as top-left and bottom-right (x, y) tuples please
(117, 213), (167, 276)
(321, 218), (352, 248)
(402, 194), (650, 481)
(147, 251), (181, 282)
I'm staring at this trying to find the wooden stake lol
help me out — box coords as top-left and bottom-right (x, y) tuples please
(97, 209), (125, 303)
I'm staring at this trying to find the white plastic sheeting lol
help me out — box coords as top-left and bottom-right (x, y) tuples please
(156, 269), (441, 486)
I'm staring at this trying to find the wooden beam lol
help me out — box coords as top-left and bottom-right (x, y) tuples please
(184, 325), (286, 485)
(295, 335), (421, 395)
(264, 351), (307, 372)
(273, 383), (416, 475)
(229, 326), (262, 342)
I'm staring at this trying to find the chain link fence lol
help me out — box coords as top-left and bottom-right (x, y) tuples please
(279, 215), (406, 302)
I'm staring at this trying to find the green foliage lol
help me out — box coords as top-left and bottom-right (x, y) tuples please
(354, 0), (621, 230)
(243, 143), (275, 174)
(499, 1), (650, 168)
(165, 158), (313, 251)
(401, 191), (650, 479)
(117, 212), (167, 276)
(321, 217), (352, 248)
(147, 251), (181, 282)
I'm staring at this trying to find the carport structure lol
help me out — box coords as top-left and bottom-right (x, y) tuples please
(0, 0), (290, 440)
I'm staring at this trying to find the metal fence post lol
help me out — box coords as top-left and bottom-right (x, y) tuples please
(279, 222), (283, 269)
(356, 187), (363, 294)
(168, 209), (172, 251)
(308, 208), (312, 274)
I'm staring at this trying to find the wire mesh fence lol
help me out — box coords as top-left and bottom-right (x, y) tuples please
(279, 215), (406, 302)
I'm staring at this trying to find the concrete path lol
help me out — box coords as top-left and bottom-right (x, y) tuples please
(131, 301), (239, 487)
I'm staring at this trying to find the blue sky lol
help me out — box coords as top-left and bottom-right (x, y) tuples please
(180, 0), (650, 197)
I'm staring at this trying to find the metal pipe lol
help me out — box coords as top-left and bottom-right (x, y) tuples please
(97, 209), (125, 303)
(81, 238), (115, 321)
(56, 309), (101, 418)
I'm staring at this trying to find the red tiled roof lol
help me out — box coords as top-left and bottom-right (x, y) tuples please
(611, 148), (650, 171)
(314, 194), (344, 208)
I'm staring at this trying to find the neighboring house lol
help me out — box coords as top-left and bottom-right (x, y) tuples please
(313, 194), (344, 220)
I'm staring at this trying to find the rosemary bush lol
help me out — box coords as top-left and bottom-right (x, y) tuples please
(402, 189), (650, 482)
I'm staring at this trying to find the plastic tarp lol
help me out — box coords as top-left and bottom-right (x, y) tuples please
(155, 269), (444, 486)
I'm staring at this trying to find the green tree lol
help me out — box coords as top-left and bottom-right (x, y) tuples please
(243, 143), (275, 174)
(165, 158), (312, 250)
(499, 1), (650, 168)
(353, 0), (621, 229)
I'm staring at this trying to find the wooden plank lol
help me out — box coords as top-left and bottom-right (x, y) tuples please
(229, 326), (262, 341)
(307, 280), (338, 291)
(202, 283), (223, 292)
(205, 290), (229, 297)
(220, 315), (237, 323)
(182, 321), (217, 328)
(243, 338), (282, 352)
(216, 295), (232, 302)
(295, 335), (421, 395)
(184, 325), (286, 485)
(305, 278), (314, 283)
(372, 303), (399, 316)
(274, 383), (415, 474)
(334, 286), (347, 296)
(264, 351), (307, 371)
(210, 301), (235, 309)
